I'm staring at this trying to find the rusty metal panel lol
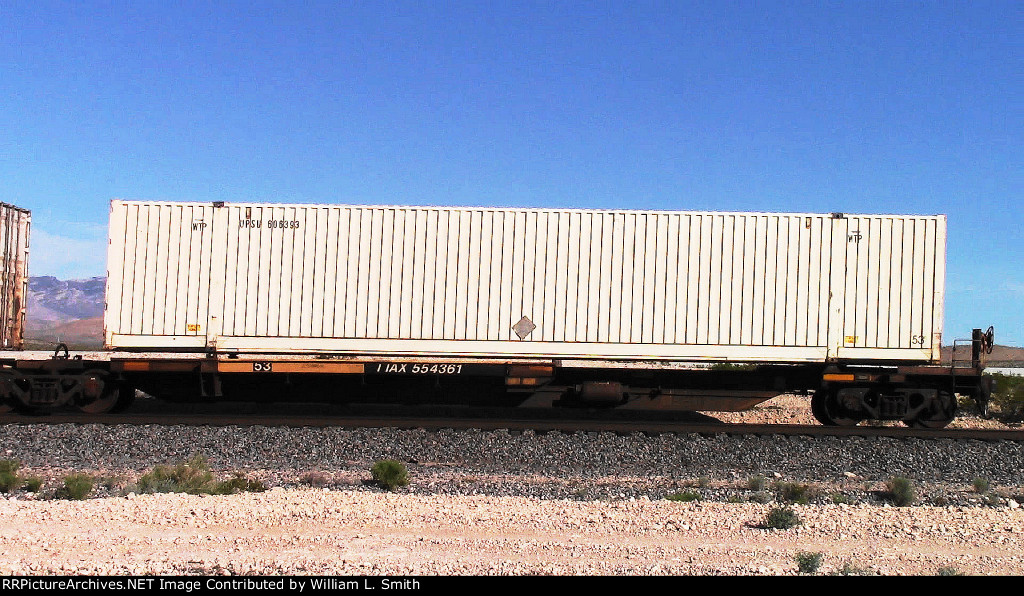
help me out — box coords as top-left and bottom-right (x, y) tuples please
(0, 203), (29, 350)
(104, 201), (946, 363)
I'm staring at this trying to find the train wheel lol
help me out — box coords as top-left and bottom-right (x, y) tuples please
(904, 391), (956, 429)
(77, 371), (121, 414)
(811, 390), (861, 426)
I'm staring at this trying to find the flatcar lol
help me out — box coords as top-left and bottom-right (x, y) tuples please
(0, 201), (994, 427)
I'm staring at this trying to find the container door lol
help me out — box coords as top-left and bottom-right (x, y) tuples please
(105, 201), (222, 349)
(830, 215), (944, 360)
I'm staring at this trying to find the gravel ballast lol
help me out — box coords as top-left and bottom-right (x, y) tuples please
(1, 422), (1022, 501)
(1, 408), (1024, 575)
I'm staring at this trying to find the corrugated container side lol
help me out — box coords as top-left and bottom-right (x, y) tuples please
(105, 202), (946, 363)
(0, 203), (30, 350)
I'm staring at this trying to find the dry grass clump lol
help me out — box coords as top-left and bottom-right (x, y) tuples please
(135, 454), (266, 495)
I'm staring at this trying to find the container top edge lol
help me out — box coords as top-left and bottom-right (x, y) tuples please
(0, 202), (31, 215)
(107, 200), (947, 220)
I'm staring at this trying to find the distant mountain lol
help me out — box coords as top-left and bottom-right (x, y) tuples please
(28, 276), (106, 323)
(25, 276), (106, 349)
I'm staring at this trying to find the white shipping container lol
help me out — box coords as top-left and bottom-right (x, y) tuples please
(0, 203), (30, 350)
(104, 201), (946, 363)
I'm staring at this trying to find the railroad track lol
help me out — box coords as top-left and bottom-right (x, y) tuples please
(2, 403), (1021, 442)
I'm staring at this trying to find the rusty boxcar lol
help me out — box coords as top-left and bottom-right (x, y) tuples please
(0, 203), (29, 350)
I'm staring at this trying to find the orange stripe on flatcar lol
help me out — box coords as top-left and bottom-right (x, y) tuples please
(822, 373), (856, 382)
(217, 361), (364, 374)
(507, 365), (554, 377)
(116, 361), (199, 372)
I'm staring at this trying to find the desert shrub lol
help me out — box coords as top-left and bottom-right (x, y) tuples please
(972, 477), (990, 493)
(0, 461), (45, 494)
(763, 506), (802, 529)
(937, 566), (963, 576)
(747, 475), (766, 491)
(137, 454), (215, 494)
(986, 373), (1024, 419)
(665, 490), (701, 502)
(748, 491), (773, 504)
(214, 472), (266, 495)
(0, 459), (21, 492)
(885, 477), (917, 506)
(775, 481), (817, 504)
(136, 454), (263, 495)
(795, 551), (823, 574)
(370, 459), (409, 491)
(56, 473), (94, 500)
(135, 466), (181, 494)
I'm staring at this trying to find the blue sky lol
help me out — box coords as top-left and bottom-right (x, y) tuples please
(0, 1), (1020, 345)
